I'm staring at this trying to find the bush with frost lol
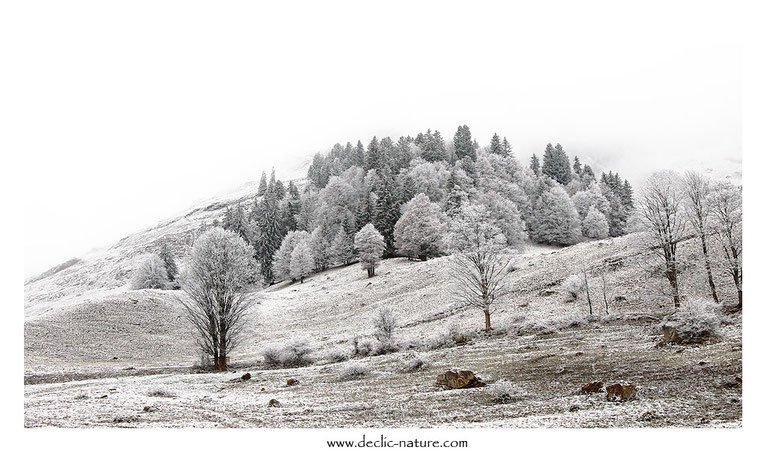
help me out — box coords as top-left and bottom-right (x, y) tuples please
(130, 253), (170, 290)
(262, 337), (315, 367)
(401, 354), (431, 373)
(486, 380), (526, 403)
(660, 299), (726, 344)
(339, 362), (370, 380)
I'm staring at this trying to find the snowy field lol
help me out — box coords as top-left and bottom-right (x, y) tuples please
(24, 224), (742, 427)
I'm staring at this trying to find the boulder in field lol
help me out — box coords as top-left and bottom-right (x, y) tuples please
(606, 383), (637, 402)
(241, 373), (251, 381)
(268, 399), (281, 407)
(436, 370), (485, 389)
(287, 378), (299, 386)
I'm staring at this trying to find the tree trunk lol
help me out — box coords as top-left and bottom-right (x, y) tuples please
(737, 289), (742, 310)
(484, 309), (492, 332)
(367, 268), (374, 278)
(583, 271), (593, 316)
(217, 337), (227, 371)
(667, 267), (680, 308)
(700, 237), (719, 303)
(419, 254), (427, 261)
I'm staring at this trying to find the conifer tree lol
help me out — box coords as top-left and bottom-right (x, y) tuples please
(254, 187), (284, 284)
(354, 140), (366, 167)
(490, 133), (502, 155)
(542, 143), (572, 185)
(453, 125), (476, 161)
(258, 171), (268, 196)
(530, 154), (541, 176)
(573, 156), (582, 176)
(158, 242), (178, 285)
(365, 136), (382, 171)
(374, 174), (400, 256)
(501, 137), (512, 157)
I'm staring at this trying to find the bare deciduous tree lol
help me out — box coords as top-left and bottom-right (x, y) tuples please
(448, 204), (514, 331)
(710, 182), (742, 309)
(638, 171), (687, 308)
(180, 227), (258, 371)
(683, 171), (719, 303)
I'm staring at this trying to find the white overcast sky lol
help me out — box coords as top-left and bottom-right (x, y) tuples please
(10, 1), (742, 277)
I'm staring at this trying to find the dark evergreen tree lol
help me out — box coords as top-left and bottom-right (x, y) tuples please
(582, 164), (595, 183)
(530, 154), (541, 176)
(573, 156), (582, 176)
(541, 143), (572, 185)
(622, 179), (634, 209)
(365, 136), (382, 171)
(373, 173), (399, 256)
(490, 133), (502, 155)
(395, 136), (413, 170)
(354, 140), (366, 167)
(254, 188), (284, 284)
(158, 242), (178, 284)
(501, 137), (512, 157)
(257, 171), (268, 196)
(453, 125), (476, 161)
(397, 173), (417, 205)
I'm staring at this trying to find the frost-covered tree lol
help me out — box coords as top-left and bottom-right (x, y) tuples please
(405, 160), (451, 204)
(257, 171), (268, 196)
(582, 206), (610, 239)
(683, 171), (719, 303)
(542, 143), (572, 185)
(289, 239), (314, 283)
(638, 171), (687, 308)
(180, 227), (257, 371)
(273, 230), (311, 281)
(531, 186), (581, 245)
(374, 174), (400, 256)
(394, 193), (446, 260)
(489, 133), (502, 155)
(447, 204), (511, 331)
(158, 242), (178, 285)
(710, 181), (742, 309)
(476, 191), (527, 247)
(453, 125), (476, 162)
(310, 225), (332, 272)
(354, 223), (385, 277)
(130, 253), (170, 290)
(572, 183), (610, 220)
(372, 307), (397, 350)
(329, 227), (355, 266)
(530, 154), (541, 176)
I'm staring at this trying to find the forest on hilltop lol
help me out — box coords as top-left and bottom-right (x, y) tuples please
(209, 125), (635, 286)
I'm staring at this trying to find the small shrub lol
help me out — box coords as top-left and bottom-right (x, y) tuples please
(325, 345), (353, 363)
(660, 299), (725, 344)
(147, 388), (176, 398)
(401, 354), (431, 373)
(486, 380), (526, 403)
(421, 323), (471, 351)
(563, 274), (585, 302)
(372, 307), (398, 351)
(353, 336), (384, 356)
(262, 337), (315, 367)
(339, 362), (370, 380)
(130, 254), (170, 290)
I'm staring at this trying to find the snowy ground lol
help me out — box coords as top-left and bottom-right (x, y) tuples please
(24, 231), (742, 428)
